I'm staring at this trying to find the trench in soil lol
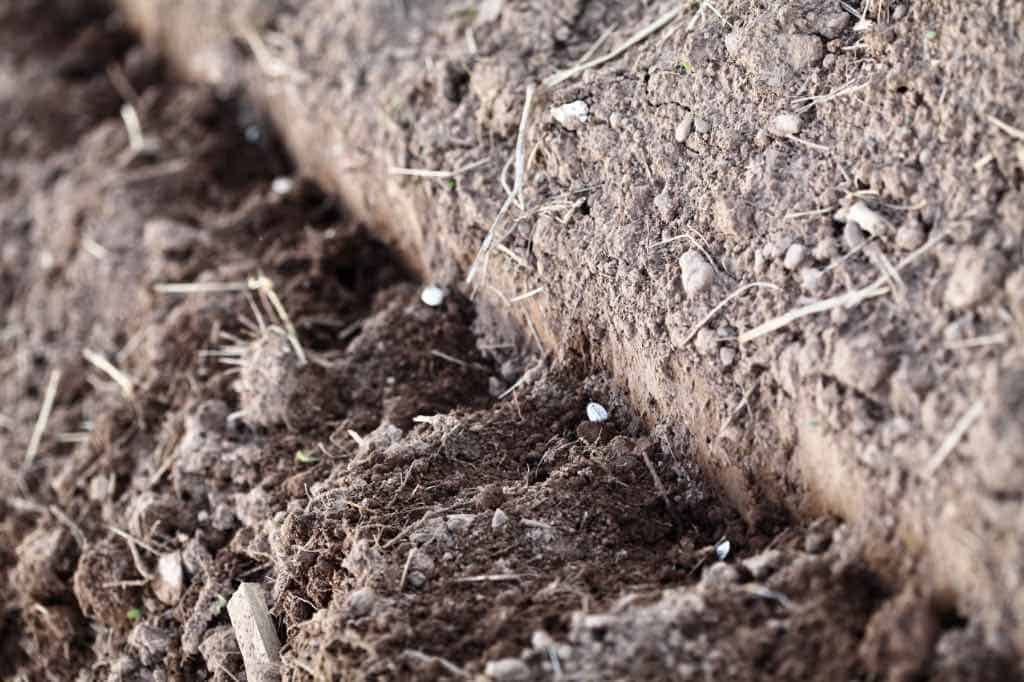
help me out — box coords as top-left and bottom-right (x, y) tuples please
(1, 3), (1017, 681)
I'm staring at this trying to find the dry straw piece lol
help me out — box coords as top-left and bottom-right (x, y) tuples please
(467, 4), (687, 286)
(23, 369), (61, 468)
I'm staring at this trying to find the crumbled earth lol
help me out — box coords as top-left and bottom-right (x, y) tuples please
(110, 0), (1024, 661)
(1, 1), (1022, 681)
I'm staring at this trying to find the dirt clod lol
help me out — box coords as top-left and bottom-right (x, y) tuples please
(679, 249), (716, 296)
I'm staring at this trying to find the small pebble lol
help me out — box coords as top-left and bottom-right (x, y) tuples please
(491, 508), (509, 530)
(719, 347), (737, 368)
(484, 658), (531, 682)
(703, 562), (739, 587)
(609, 111), (625, 129)
(945, 247), (1008, 310)
(346, 587), (376, 617)
(768, 112), (802, 137)
(488, 377), (508, 398)
(783, 243), (806, 270)
(765, 234), (795, 259)
(715, 538), (731, 561)
(586, 402), (609, 423)
(445, 513), (476, 535)
(813, 237), (839, 261)
(843, 222), (866, 250)
(742, 549), (783, 580)
(653, 187), (675, 222)
(679, 249), (715, 296)
(894, 224), (925, 251)
(675, 113), (695, 143)
(801, 267), (828, 295)
(551, 100), (589, 131)
(846, 201), (890, 236)
(694, 117), (711, 134)
(420, 285), (445, 307)
(154, 552), (184, 605)
(803, 530), (831, 554)
(695, 328), (718, 356)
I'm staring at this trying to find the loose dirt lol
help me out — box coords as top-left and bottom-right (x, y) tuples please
(1, 1), (1022, 680)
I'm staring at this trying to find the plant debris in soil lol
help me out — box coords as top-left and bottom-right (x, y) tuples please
(0, 1), (1021, 681)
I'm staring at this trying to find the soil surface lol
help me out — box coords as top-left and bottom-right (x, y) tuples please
(1, 1), (1022, 681)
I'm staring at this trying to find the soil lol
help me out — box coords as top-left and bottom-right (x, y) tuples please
(1, 1), (1022, 681)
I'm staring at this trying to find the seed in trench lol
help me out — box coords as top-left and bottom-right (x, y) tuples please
(420, 285), (445, 307)
(586, 402), (609, 423)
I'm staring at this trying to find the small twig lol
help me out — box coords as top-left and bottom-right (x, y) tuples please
(786, 134), (830, 152)
(496, 244), (531, 270)
(403, 650), (468, 678)
(249, 274), (307, 367)
(429, 349), (488, 372)
(109, 526), (161, 556)
(639, 449), (671, 512)
(793, 79), (870, 114)
(103, 579), (150, 588)
(716, 382), (759, 440)
(217, 665), (241, 682)
(923, 400), (985, 476)
(987, 114), (1024, 141)
(109, 526), (156, 580)
(740, 283), (889, 344)
(651, 231), (720, 272)
(741, 228), (946, 343)
(864, 243), (906, 302)
(119, 158), (190, 184)
(119, 104), (150, 153)
(451, 574), (525, 583)
(388, 157), (490, 179)
(348, 429), (367, 449)
(742, 583), (796, 609)
(510, 287), (545, 303)
(784, 206), (836, 220)
(545, 5), (683, 89)
(944, 332), (1010, 350)
(467, 85), (536, 284)
(681, 283), (781, 346)
(49, 505), (87, 548)
(23, 369), (61, 468)
(399, 547), (417, 591)
(147, 427), (183, 488)
(154, 281), (250, 294)
(83, 349), (135, 399)
(237, 26), (306, 81)
(575, 25), (618, 68)
(498, 355), (546, 399)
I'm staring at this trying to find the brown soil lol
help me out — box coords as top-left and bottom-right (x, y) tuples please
(1, 1), (1021, 681)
